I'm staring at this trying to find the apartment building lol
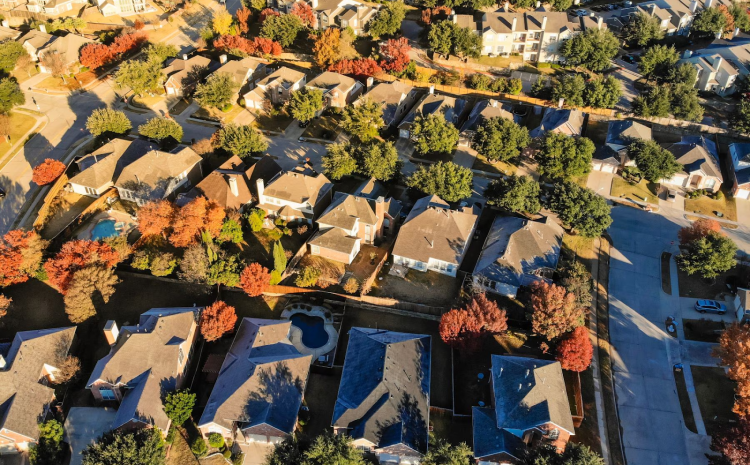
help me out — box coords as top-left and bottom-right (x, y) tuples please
(95, 0), (148, 16)
(680, 46), (746, 96)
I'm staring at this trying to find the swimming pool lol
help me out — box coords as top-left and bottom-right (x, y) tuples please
(290, 313), (329, 349)
(91, 219), (118, 241)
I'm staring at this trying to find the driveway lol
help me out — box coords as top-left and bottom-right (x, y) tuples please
(239, 442), (274, 465)
(736, 197), (750, 226)
(587, 171), (613, 196)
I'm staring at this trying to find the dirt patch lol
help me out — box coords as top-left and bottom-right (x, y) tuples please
(370, 264), (461, 307)
(692, 365), (738, 437)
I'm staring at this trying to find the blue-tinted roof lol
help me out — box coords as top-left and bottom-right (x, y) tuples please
(472, 406), (525, 459)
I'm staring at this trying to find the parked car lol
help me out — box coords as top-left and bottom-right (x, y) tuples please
(622, 54), (637, 63)
(0, 187), (4, 199)
(694, 300), (727, 315)
(667, 189), (677, 202)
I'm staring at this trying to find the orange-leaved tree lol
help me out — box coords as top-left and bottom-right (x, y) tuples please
(556, 326), (593, 372)
(259, 8), (280, 23)
(240, 263), (271, 297)
(379, 38), (411, 73)
(236, 7), (252, 34)
(170, 197), (225, 248)
(200, 300), (237, 342)
(290, 1), (316, 28)
(32, 159), (66, 186)
(716, 323), (750, 416)
(529, 281), (585, 341)
(678, 218), (722, 245)
(313, 27), (340, 68)
(0, 230), (48, 287)
(44, 239), (120, 294)
(439, 293), (507, 351)
(328, 58), (383, 77)
(137, 200), (177, 238)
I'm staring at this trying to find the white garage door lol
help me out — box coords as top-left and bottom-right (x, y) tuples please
(737, 189), (750, 200)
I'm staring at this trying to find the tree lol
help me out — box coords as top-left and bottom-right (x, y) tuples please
(79, 43), (113, 70)
(29, 420), (64, 465)
(41, 52), (69, 82)
(584, 75), (622, 109)
(44, 240), (120, 294)
(178, 244), (210, 283)
(732, 97), (750, 133)
(560, 28), (619, 72)
(207, 253), (241, 287)
(137, 200), (176, 238)
(247, 0), (266, 11)
(524, 443), (604, 465)
(622, 11), (665, 46)
(219, 218), (243, 244)
(711, 418), (750, 465)
(730, 2), (750, 32)
(440, 293), (507, 351)
(313, 28), (341, 68)
(484, 175), (541, 214)
(273, 241), (287, 273)
(145, 42), (178, 63)
(556, 326), (593, 372)
(149, 252), (177, 277)
(322, 143), (357, 180)
(529, 281), (585, 341)
(354, 141), (401, 181)
(422, 438), (472, 465)
(639, 45), (679, 83)
(551, 74), (586, 107)
(328, 58), (383, 77)
(0, 230), (47, 287)
(0, 294), (10, 319)
(246, 208), (266, 232)
(289, 87), (323, 123)
(411, 113), (459, 156)
(138, 117), (183, 143)
(114, 59), (162, 96)
(295, 266), (321, 287)
(453, 26), (482, 58)
(302, 433), (365, 465)
(671, 84), (704, 122)
(214, 123), (268, 157)
(472, 117), (530, 162)
(32, 159), (66, 186)
(195, 72), (237, 109)
(212, 8), (234, 36)
(668, 62), (698, 85)
(379, 37), (411, 73)
(677, 232), (737, 278)
(164, 389), (196, 425)
(82, 428), (165, 465)
(678, 218), (722, 245)
(261, 14), (303, 48)
(200, 300), (237, 341)
(633, 85), (671, 118)
(549, 0), (573, 10)
(0, 77), (24, 114)
(368, 1), (405, 39)
(266, 436), (308, 465)
(85, 108), (132, 137)
(537, 132), (594, 181)
(629, 139), (682, 183)
(341, 98), (384, 142)
(240, 263), (271, 297)
(408, 161), (473, 202)
(717, 323), (750, 417)
(50, 355), (81, 385)
(0, 40), (27, 74)
(560, 261), (592, 309)
(428, 20), (455, 57)
(170, 197), (225, 248)
(549, 182), (612, 238)
(290, 1), (316, 27)
(343, 277), (359, 294)
(63, 264), (120, 323)
(692, 6), (728, 37)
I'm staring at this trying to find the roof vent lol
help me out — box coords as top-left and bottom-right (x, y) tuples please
(525, 369), (530, 378)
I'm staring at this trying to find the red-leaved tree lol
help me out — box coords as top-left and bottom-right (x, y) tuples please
(44, 240), (120, 294)
(134, 19), (145, 30)
(137, 200), (177, 238)
(236, 7), (252, 34)
(80, 32), (147, 70)
(79, 43), (114, 70)
(290, 1), (316, 28)
(32, 159), (66, 186)
(556, 326), (593, 372)
(213, 35), (283, 57)
(0, 230), (47, 287)
(110, 31), (148, 56)
(240, 263), (271, 297)
(379, 38), (411, 73)
(259, 8), (280, 23)
(200, 300), (237, 341)
(678, 218), (723, 245)
(529, 281), (585, 341)
(170, 197), (225, 248)
(711, 418), (750, 465)
(716, 323), (750, 417)
(252, 37), (283, 56)
(439, 293), (507, 351)
(328, 58), (383, 77)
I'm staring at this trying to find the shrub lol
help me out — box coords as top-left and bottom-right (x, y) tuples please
(295, 266), (321, 288)
(267, 228), (283, 241)
(343, 277), (359, 294)
(32, 159), (66, 186)
(245, 208), (265, 232)
(270, 269), (282, 285)
(150, 252), (177, 277)
(191, 438), (207, 457)
(208, 433), (224, 449)
(715, 190), (725, 200)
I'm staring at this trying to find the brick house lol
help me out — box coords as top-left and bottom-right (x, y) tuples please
(662, 135), (723, 193)
(306, 71), (364, 114)
(163, 55), (214, 97)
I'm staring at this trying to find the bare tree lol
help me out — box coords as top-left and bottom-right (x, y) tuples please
(41, 52), (70, 83)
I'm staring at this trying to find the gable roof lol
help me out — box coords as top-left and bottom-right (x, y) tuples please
(213, 57), (266, 84)
(0, 27), (21, 41)
(529, 108), (584, 138)
(39, 33), (93, 65)
(19, 29), (55, 49)
(0, 327), (76, 441)
(308, 227), (359, 254)
(262, 170), (332, 207)
(399, 93), (467, 131)
(256, 66), (306, 89)
(307, 71), (357, 94)
(70, 139), (152, 191)
(473, 216), (564, 287)
(360, 81), (414, 126)
(114, 146), (202, 199)
(460, 100), (518, 135)
(245, 156), (284, 198)
(199, 319), (311, 435)
(332, 328), (431, 456)
(606, 120), (652, 146)
(163, 55), (213, 89)
(392, 196), (478, 265)
(472, 406), (525, 460)
(666, 135), (722, 181)
(317, 193), (380, 230)
(182, 156), (252, 209)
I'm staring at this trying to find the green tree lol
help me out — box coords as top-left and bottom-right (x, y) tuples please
(273, 241), (287, 273)
(677, 232), (737, 278)
(530, 76), (551, 99)
(550, 0), (573, 11)
(261, 14), (304, 48)
(559, 28), (619, 72)
(549, 181), (612, 238)
(524, 443), (604, 465)
(671, 84), (704, 122)
(692, 6), (728, 37)
(138, 117), (183, 142)
(633, 85), (671, 118)
(289, 87), (324, 123)
(622, 11), (665, 46)
(551, 74), (586, 107)
(219, 218), (243, 243)
(638, 45), (679, 83)
(341, 98), (384, 142)
(584, 75), (622, 109)
(207, 253), (241, 287)
(195, 72), (237, 109)
(0, 77), (24, 114)
(245, 0), (265, 11)
(266, 436), (308, 465)
(484, 174), (541, 214)
(411, 113), (459, 156)
(732, 97), (750, 133)
(630, 139), (682, 183)
(505, 77), (523, 95)
(85, 108), (132, 136)
(466, 73), (492, 90)
(472, 117), (530, 162)
(29, 420), (64, 465)
(408, 161), (473, 202)
(145, 42), (178, 63)
(428, 20), (455, 57)
(163, 389), (196, 426)
(302, 433), (365, 465)
(453, 26), (482, 59)
(367, 1), (406, 39)
(214, 123), (268, 157)
(668, 62), (698, 85)
(537, 132), (594, 180)
(730, 2), (750, 31)
(245, 208), (266, 232)
(0, 40), (27, 74)
(82, 429), (165, 465)
(422, 438), (473, 465)
(322, 143), (357, 180)
(114, 59), (162, 96)
(150, 252), (177, 277)
(295, 266), (321, 287)
(354, 140), (401, 181)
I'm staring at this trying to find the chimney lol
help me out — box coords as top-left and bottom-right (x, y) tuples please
(542, 15), (547, 29)
(451, 10), (457, 23)
(256, 178), (265, 203)
(38, 24), (46, 33)
(683, 49), (693, 58)
(512, 16), (517, 31)
(713, 55), (723, 70)
(375, 196), (385, 222)
(104, 320), (119, 346)
(491, 99), (498, 107)
(228, 176), (239, 197)
(429, 84), (435, 94)
(735, 27), (741, 38)
(219, 54), (228, 64)
(311, 0), (318, 8)
(366, 76), (374, 88)
(690, 0), (697, 12)
(705, 0), (713, 8)
(558, 97), (564, 108)
(182, 53), (188, 61)
(536, 0), (540, 7)
(597, 16), (603, 29)
(649, 4), (656, 15)
(0, 355), (6, 370)
(504, 1), (509, 10)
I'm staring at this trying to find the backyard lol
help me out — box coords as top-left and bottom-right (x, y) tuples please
(302, 115), (341, 141)
(692, 365), (738, 436)
(234, 226), (310, 271)
(472, 153), (517, 176)
(369, 263), (462, 307)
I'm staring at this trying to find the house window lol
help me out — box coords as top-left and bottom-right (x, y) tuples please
(86, 187), (97, 195)
(705, 178), (716, 189)
(100, 388), (116, 401)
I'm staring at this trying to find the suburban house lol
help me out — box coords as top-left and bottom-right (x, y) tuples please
(332, 328), (431, 464)
(459, 99), (518, 146)
(18, 29), (56, 61)
(592, 145), (630, 173)
(308, 193), (402, 264)
(113, 145), (202, 205)
(67, 138), (153, 198)
(256, 166), (334, 223)
(473, 355), (575, 464)
(198, 318), (311, 444)
(85, 308), (199, 434)
(244, 66), (307, 110)
(0, 327), (76, 454)
(662, 135), (723, 193)
(357, 81), (419, 128)
(309, 0), (380, 35)
(95, 0), (152, 16)
(211, 55), (268, 102)
(0, 26), (20, 41)
(398, 92), (468, 139)
(729, 142), (750, 199)
(306, 71), (364, 114)
(680, 50), (742, 96)
(26, 0), (87, 15)
(391, 195), (479, 277)
(734, 287), (750, 322)
(36, 33), (93, 74)
(163, 55), (214, 97)
(473, 216), (564, 298)
(529, 108), (584, 139)
(605, 120), (652, 152)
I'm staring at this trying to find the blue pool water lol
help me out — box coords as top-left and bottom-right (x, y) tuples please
(91, 219), (118, 241)
(290, 313), (329, 349)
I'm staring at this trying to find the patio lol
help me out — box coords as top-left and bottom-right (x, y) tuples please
(281, 303), (338, 363)
(75, 209), (137, 241)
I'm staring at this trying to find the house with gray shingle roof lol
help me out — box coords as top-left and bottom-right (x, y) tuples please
(473, 215), (564, 298)
(244, 66), (307, 110)
(0, 327), (75, 453)
(36, 32), (93, 74)
(459, 99), (518, 146)
(306, 71), (364, 114)
(605, 120), (652, 152)
(357, 81), (419, 128)
(256, 166), (333, 224)
(729, 142), (750, 199)
(473, 355), (575, 464)
(332, 328), (431, 463)
(529, 108), (584, 139)
(67, 139), (152, 198)
(663, 135), (723, 193)
(163, 55), (214, 97)
(198, 318), (311, 444)
(398, 92), (467, 139)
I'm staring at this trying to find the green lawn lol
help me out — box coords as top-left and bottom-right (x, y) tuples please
(610, 178), (659, 203)
(470, 55), (523, 69)
(676, 264), (750, 299)
(0, 112), (37, 164)
(302, 115), (341, 140)
(254, 111), (295, 133)
(170, 99), (192, 115)
(472, 154), (517, 176)
(692, 365), (738, 436)
(684, 192), (737, 222)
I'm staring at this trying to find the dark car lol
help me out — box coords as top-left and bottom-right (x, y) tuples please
(695, 300), (727, 315)
(0, 188), (4, 199)
(622, 54), (637, 63)
(298, 120), (310, 128)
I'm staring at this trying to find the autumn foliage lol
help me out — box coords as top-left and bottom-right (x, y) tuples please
(138, 200), (177, 238)
(379, 38), (411, 73)
(79, 32), (148, 70)
(44, 240), (120, 294)
(290, 1), (316, 27)
(556, 326), (593, 372)
(259, 8), (280, 23)
(240, 263), (271, 297)
(716, 323), (750, 417)
(236, 7), (252, 34)
(0, 294), (9, 319)
(328, 58), (383, 77)
(420, 6), (452, 25)
(212, 35), (283, 56)
(678, 218), (723, 245)
(529, 281), (585, 341)
(439, 293), (507, 351)
(0, 230), (47, 287)
(32, 158), (66, 186)
(169, 197), (226, 248)
(711, 418), (750, 465)
(200, 300), (237, 342)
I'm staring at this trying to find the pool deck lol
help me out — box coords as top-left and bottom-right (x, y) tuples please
(75, 209), (137, 241)
(282, 304), (338, 362)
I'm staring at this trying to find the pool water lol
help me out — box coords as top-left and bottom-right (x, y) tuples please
(290, 313), (329, 349)
(91, 219), (118, 241)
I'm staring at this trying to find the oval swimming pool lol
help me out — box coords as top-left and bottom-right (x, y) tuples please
(91, 219), (118, 241)
(290, 313), (329, 349)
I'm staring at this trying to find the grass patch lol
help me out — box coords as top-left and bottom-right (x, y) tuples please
(192, 105), (247, 123)
(0, 112), (36, 161)
(674, 366), (698, 434)
(683, 319), (726, 343)
(37, 75), (83, 92)
(234, 227), (308, 271)
(254, 111), (295, 133)
(170, 99), (191, 115)
(369, 264), (461, 307)
(661, 252), (672, 295)
(472, 154), (517, 176)
(12, 65), (39, 84)
(610, 178), (659, 203)
(167, 428), (199, 465)
(561, 234), (596, 263)
(132, 94), (165, 109)
(684, 192), (737, 222)
(676, 264), (749, 299)
(470, 55), (523, 69)
(692, 365), (738, 436)
(302, 115), (341, 140)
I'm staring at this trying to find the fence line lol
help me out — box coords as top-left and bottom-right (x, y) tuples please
(32, 173), (69, 231)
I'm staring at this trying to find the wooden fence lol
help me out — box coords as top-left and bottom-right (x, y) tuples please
(32, 173), (69, 231)
(56, 188), (120, 240)
(360, 250), (389, 295)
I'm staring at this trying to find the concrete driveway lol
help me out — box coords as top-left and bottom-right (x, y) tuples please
(240, 442), (274, 465)
(736, 197), (750, 226)
(264, 137), (328, 172)
(587, 171), (613, 196)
